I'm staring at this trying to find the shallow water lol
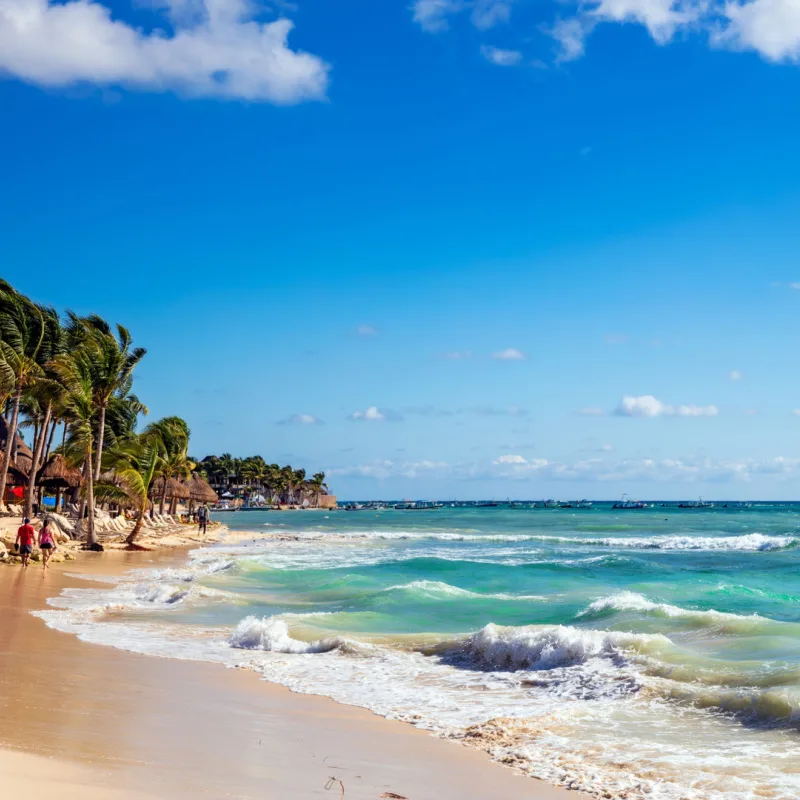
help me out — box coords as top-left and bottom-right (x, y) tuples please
(37, 505), (800, 799)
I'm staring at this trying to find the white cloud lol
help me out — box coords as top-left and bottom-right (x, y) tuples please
(790, 282), (800, 290)
(411, 0), (462, 32)
(729, 370), (744, 381)
(493, 454), (527, 464)
(615, 395), (718, 418)
(357, 324), (378, 336)
(471, 0), (514, 29)
(577, 407), (605, 416)
(278, 413), (323, 425)
(0, 0), (329, 102)
(412, 0), (513, 32)
(744, 408), (758, 415)
(480, 44), (523, 65)
(441, 350), (473, 360)
(792, 409), (800, 416)
(331, 452), (800, 485)
(718, 0), (800, 61)
(553, 0), (800, 68)
(491, 347), (527, 360)
(348, 406), (402, 422)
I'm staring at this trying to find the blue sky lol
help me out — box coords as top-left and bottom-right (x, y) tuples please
(4, 0), (800, 499)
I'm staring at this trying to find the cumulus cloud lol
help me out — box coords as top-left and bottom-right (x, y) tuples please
(547, 0), (800, 65)
(472, 0), (515, 29)
(348, 406), (402, 422)
(729, 369), (744, 381)
(357, 324), (378, 336)
(491, 347), (527, 361)
(0, 0), (329, 102)
(277, 413), (324, 425)
(480, 44), (523, 65)
(614, 395), (719, 418)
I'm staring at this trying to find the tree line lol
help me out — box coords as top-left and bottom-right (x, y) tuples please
(0, 280), (327, 548)
(197, 454), (328, 507)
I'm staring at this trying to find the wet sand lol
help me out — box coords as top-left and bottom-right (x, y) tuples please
(0, 551), (589, 799)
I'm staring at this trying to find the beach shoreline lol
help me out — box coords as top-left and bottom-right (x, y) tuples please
(0, 540), (588, 800)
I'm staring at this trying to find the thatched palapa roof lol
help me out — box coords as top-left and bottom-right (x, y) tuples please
(150, 476), (191, 500)
(38, 454), (83, 489)
(187, 473), (217, 503)
(0, 416), (34, 476)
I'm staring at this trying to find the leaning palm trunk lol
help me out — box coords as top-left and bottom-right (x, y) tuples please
(24, 401), (52, 518)
(126, 499), (148, 545)
(0, 386), (21, 510)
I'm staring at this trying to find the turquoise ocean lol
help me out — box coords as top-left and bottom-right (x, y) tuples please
(38, 505), (800, 799)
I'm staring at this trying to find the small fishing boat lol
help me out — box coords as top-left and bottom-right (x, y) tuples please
(678, 497), (715, 509)
(613, 494), (646, 510)
(541, 499), (561, 509)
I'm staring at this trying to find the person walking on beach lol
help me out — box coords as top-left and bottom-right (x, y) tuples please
(37, 519), (57, 570)
(15, 518), (36, 568)
(198, 504), (209, 535)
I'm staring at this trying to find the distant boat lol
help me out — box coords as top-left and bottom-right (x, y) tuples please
(541, 499), (561, 508)
(474, 502), (500, 508)
(394, 501), (443, 510)
(613, 494), (646, 510)
(678, 497), (715, 509)
(572, 499), (593, 509)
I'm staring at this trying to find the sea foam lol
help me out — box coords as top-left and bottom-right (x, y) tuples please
(228, 616), (343, 654)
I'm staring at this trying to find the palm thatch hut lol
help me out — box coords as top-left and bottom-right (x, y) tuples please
(37, 454), (83, 510)
(0, 415), (34, 476)
(150, 476), (192, 514)
(38, 454), (82, 490)
(184, 473), (218, 512)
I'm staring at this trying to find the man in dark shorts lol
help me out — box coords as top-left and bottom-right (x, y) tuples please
(15, 518), (36, 568)
(197, 504), (209, 535)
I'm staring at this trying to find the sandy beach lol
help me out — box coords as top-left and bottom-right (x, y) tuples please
(0, 546), (589, 800)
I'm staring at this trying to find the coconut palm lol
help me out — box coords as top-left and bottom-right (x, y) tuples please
(148, 417), (193, 514)
(98, 430), (165, 546)
(309, 472), (328, 507)
(66, 313), (146, 480)
(50, 345), (101, 548)
(0, 281), (54, 510)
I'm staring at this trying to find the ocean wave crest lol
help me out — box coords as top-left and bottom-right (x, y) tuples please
(577, 591), (778, 634)
(442, 623), (668, 672)
(228, 616), (344, 654)
(531, 532), (797, 551)
(384, 580), (545, 602)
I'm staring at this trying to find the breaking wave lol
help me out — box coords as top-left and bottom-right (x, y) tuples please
(228, 616), (344, 654)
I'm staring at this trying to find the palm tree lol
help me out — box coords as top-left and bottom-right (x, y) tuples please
(0, 281), (52, 510)
(148, 417), (193, 514)
(66, 313), (146, 480)
(99, 430), (164, 546)
(51, 346), (101, 548)
(309, 472), (327, 507)
(21, 308), (64, 518)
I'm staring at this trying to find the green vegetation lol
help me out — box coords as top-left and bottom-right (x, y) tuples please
(0, 281), (329, 547)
